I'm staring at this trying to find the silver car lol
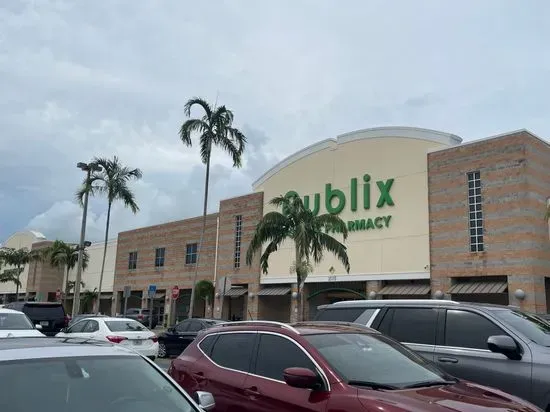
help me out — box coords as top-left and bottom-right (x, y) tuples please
(315, 299), (550, 410)
(0, 337), (215, 412)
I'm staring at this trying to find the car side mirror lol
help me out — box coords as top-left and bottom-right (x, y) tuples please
(35, 324), (43, 330)
(167, 327), (175, 333)
(195, 391), (215, 411)
(283, 367), (322, 390)
(487, 335), (521, 360)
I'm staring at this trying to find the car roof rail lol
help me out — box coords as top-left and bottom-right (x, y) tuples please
(330, 299), (459, 306)
(292, 321), (379, 333)
(218, 320), (299, 334)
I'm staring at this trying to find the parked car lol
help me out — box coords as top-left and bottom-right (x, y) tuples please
(56, 316), (159, 360)
(68, 313), (108, 327)
(124, 308), (158, 328)
(0, 336), (215, 411)
(158, 318), (225, 358)
(3, 301), (69, 336)
(168, 320), (541, 411)
(314, 299), (550, 410)
(0, 308), (46, 338)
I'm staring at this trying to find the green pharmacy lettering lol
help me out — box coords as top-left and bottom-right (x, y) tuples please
(285, 173), (395, 216)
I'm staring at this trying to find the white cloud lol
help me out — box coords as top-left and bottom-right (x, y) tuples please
(0, 0), (549, 241)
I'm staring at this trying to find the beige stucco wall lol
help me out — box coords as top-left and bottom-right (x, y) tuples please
(253, 127), (461, 283)
(0, 230), (47, 294)
(68, 239), (117, 293)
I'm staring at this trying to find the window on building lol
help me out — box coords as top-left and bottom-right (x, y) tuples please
(467, 171), (484, 252)
(185, 243), (198, 265)
(128, 251), (138, 270)
(234, 215), (243, 269)
(154, 247), (165, 268)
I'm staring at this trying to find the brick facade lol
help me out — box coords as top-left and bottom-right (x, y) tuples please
(428, 130), (550, 313)
(28, 241), (64, 300)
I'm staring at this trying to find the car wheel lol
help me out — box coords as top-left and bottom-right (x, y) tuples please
(158, 342), (167, 358)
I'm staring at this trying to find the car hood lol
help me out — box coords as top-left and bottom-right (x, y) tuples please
(357, 380), (540, 412)
(0, 329), (46, 338)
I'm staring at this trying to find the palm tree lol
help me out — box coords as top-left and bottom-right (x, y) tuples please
(67, 280), (86, 293)
(245, 193), (351, 321)
(179, 97), (247, 318)
(0, 247), (31, 299)
(47, 240), (89, 307)
(77, 156), (142, 313)
(81, 288), (98, 313)
(195, 279), (215, 316)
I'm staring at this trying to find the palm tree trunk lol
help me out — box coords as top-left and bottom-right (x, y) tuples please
(295, 244), (305, 322)
(96, 202), (111, 314)
(15, 265), (20, 301)
(63, 265), (69, 307)
(188, 143), (211, 319)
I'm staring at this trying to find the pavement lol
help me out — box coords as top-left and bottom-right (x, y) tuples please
(155, 357), (172, 371)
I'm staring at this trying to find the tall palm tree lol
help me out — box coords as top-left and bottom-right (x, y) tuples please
(0, 247), (31, 299)
(77, 156), (142, 313)
(47, 240), (89, 307)
(246, 193), (351, 321)
(179, 97), (247, 318)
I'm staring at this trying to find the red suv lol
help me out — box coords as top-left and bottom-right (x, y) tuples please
(168, 321), (541, 411)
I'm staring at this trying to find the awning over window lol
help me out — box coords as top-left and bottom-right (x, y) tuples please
(378, 284), (431, 295)
(257, 286), (291, 296)
(447, 281), (507, 294)
(224, 287), (248, 297)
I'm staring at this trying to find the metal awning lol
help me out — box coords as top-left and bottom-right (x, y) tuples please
(448, 281), (508, 295)
(224, 287), (248, 297)
(257, 286), (291, 296)
(378, 284), (431, 295)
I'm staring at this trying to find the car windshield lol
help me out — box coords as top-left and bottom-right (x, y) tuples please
(0, 313), (34, 330)
(105, 320), (147, 332)
(23, 304), (65, 319)
(492, 309), (550, 345)
(0, 355), (197, 411)
(305, 333), (453, 389)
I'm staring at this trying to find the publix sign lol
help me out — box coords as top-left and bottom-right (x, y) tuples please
(285, 174), (395, 233)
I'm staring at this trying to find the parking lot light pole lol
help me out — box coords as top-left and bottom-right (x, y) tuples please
(72, 161), (102, 318)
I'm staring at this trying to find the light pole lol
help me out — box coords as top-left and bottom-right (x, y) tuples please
(72, 161), (102, 318)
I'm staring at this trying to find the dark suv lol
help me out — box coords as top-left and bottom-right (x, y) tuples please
(315, 299), (550, 410)
(4, 301), (68, 336)
(168, 320), (540, 411)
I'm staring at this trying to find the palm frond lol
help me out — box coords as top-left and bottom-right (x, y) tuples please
(180, 118), (209, 147)
(314, 213), (349, 241)
(184, 97), (213, 120)
(245, 212), (290, 267)
(317, 232), (350, 273)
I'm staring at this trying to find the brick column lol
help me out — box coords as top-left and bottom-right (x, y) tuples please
(213, 294), (223, 319)
(366, 280), (382, 299)
(111, 291), (120, 316)
(431, 277), (451, 299)
(508, 275), (547, 314)
(246, 283), (259, 320)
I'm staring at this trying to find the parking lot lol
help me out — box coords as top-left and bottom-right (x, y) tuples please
(155, 357), (171, 371)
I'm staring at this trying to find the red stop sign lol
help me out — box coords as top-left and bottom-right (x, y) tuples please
(171, 285), (179, 299)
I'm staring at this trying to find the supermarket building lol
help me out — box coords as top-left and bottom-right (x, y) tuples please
(111, 126), (550, 323)
(3, 126), (550, 322)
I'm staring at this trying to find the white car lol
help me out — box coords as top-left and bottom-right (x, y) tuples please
(0, 308), (46, 338)
(55, 316), (159, 359)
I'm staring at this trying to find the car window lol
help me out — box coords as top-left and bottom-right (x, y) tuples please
(378, 308), (438, 345)
(105, 320), (146, 332)
(83, 320), (99, 333)
(126, 309), (139, 315)
(445, 310), (506, 349)
(209, 333), (255, 373)
(187, 321), (204, 332)
(492, 309), (550, 346)
(314, 307), (366, 322)
(23, 304), (65, 319)
(0, 313), (34, 330)
(198, 335), (217, 356)
(306, 333), (450, 389)
(67, 320), (89, 333)
(254, 334), (316, 381)
(175, 321), (189, 332)
(0, 355), (197, 411)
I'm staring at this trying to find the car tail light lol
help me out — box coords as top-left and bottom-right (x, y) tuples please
(106, 335), (128, 344)
(137, 314), (144, 320)
(150, 336), (158, 343)
(64, 315), (70, 327)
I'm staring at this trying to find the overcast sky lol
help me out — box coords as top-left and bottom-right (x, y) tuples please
(1, 0), (549, 244)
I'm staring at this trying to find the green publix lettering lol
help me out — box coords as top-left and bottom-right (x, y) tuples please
(285, 174), (395, 233)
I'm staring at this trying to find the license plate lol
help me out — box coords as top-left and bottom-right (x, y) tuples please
(133, 340), (142, 345)
(40, 321), (49, 327)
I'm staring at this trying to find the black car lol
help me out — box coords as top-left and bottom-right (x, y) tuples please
(158, 318), (225, 358)
(4, 301), (68, 336)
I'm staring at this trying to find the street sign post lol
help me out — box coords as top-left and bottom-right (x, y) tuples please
(147, 285), (156, 329)
(123, 286), (131, 316)
(171, 286), (179, 326)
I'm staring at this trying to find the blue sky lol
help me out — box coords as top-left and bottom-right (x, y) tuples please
(1, 0), (549, 243)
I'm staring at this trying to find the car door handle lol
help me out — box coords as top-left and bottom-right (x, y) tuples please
(438, 357), (458, 364)
(244, 386), (260, 396)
